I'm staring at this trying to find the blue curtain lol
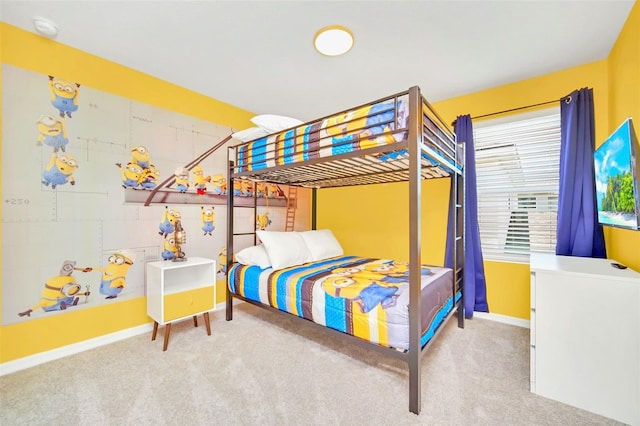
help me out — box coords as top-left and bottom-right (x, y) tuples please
(446, 115), (489, 318)
(556, 88), (607, 258)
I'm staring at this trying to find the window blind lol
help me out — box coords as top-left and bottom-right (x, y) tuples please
(473, 109), (561, 262)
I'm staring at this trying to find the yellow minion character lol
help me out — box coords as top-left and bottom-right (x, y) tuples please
(42, 152), (78, 189)
(323, 102), (397, 153)
(192, 166), (211, 194)
(94, 249), (136, 299)
(256, 211), (272, 231)
(18, 260), (92, 317)
(217, 247), (228, 274)
(364, 261), (430, 283)
(174, 166), (190, 193)
(256, 182), (267, 197)
(210, 174), (227, 195)
(159, 206), (181, 237)
(201, 206), (215, 236)
(48, 75), (80, 118)
(140, 164), (159, 190)
(241, 180), (254, 196)
(36, 115), (69, 152)
(162, 234), (180, 261)
(116, 162), (144, 189)
(129, 145), (151, 169)
(266, 183), (281, 198)
(322, 272), (399, 313)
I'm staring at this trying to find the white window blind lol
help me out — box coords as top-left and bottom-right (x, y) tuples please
(473, 108), (561, 262)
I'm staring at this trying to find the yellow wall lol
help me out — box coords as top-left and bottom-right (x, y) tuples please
(605, 2), (640, 269)
(318, 178), (450, 265)
(319, 4), (640, 320)
(0, 23), (254, 363)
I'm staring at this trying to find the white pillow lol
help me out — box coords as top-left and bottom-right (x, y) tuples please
(256, 230), (313, 271)
(232, 126), (270, 142)
(251, 114), (304, 133)
(299, 229), (344, 261)
(235, 244), (271, 269)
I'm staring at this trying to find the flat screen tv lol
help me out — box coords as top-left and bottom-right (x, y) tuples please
(593, 118), (640, 230)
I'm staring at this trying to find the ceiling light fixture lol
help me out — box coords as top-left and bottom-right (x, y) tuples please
(33, 16), (59, 38)
(314, 25), (354, 57)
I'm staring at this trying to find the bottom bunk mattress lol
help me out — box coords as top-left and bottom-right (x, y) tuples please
(228, 255), (458, 351)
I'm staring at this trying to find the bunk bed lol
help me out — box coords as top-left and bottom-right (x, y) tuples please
(226, 86), (465, 415)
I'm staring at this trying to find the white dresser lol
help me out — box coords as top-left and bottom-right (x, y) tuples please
(530, 252), (640, 425)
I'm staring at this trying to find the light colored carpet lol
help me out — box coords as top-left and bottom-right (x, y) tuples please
(0, 302), (622, 425)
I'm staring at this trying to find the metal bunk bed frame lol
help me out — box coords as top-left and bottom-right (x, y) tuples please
(225, 85), (465, 415)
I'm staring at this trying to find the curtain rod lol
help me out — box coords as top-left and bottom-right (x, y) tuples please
(452, 96), (570, 126)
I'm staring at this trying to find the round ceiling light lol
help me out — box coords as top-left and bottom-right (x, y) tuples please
(314, 25), (354, 57)
(33, 16), (59, 38)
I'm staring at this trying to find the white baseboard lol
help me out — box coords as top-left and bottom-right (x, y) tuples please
(472, 311), (530, 328)
(0, 302), (228, 377)
(0, 323), (154, 377)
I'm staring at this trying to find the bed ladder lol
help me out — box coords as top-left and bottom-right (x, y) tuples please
(284, 186), (297, 231)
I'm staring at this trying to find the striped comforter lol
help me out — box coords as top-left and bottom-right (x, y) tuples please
(228, 256), (457, 351)
(236, 100), (409, 172)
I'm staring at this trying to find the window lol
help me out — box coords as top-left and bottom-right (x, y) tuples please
(473, 108), (561, 262)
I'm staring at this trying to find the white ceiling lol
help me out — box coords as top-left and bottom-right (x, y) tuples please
(1, 0), (635, 122)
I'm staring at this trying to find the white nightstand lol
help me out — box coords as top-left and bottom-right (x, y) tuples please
(146, 257), (216, 351)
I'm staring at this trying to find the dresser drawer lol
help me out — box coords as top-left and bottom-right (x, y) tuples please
(164, 286), (214, 322)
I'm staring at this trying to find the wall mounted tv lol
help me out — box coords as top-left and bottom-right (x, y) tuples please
(593, 118), (640, 230)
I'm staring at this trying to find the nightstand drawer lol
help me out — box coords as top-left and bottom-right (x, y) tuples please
(164, 286), (214, 322)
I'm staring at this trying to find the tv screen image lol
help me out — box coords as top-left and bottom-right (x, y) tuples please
(593, 118), (640, 230)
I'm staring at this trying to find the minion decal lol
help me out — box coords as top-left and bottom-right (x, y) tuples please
(266, 183), (282, 198)
(201, 206), (215, 236)
(161, 234), (179, 261)
(42, 152), (78, 189)
(18, 260), (92, 317)
(210, 174), (227, 195)
(173, 166), (190, 193)
(159, 206), (181, 237)
(256, 211), (272, 231)
(129, 145), (150, 169)
(232, 180), (243, 196)
(48, 75), (80, 118)
(242, 180), (254, 196)
(233, 179), (254, 196)
(192, 166), (211, 194)
(116, 162), (144, 189)
(92, 249), (136, 299)
(36, 115), (69, 152)
(140, 163), (159, 190)
(217, 247), (228, 274)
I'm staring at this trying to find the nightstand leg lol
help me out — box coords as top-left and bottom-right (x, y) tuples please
(193, 316), (198, 327)
(163, 323), (171, 351)
(204, 312), (211, 336)
(152, 321), (158, 341)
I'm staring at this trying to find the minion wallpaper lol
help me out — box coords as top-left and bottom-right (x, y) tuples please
(1, 64), (309, 327)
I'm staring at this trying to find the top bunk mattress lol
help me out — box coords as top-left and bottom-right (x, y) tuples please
(229, 87), (462, 187)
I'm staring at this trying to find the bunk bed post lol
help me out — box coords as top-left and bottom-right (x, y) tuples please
(311, 188), (317, 230)
(226, 154), (234, 321)
(407, 85), (423, 415)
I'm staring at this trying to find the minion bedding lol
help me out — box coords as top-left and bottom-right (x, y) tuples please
(234, 96), (458, 175)
(228, 255), (457, 351)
